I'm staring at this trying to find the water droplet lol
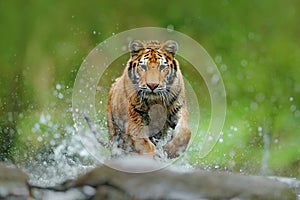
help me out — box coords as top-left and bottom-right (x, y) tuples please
(255, 93), (265, 102)
(8, 112), (13, 122)
(50, 140), (56, 146)
(258, 126), (263, 132)
(93, 30), (97, 35)
(56, 84), (61, 90)
(248, 32), (255, 40)
(289, 96), (294, 101)
(211, 74), (220, 84)
(167, 24), (174, 32)
(122, 45), (127, 51)
(37, 136), (43, 142)
(220, 64), (227, 71)
(290, 105), (296, 112)
(294, 110), (300, 118)
(40, 113), (47, 124)
(46, 114), (51, 121)
(206, 66), (214, 73)
(241, 59), (248, 67)
(58, 93), (64, 99)
(34, 123), (40, 131)
(214, 165), (220, 169)
(230, 126), (238, 131)
(215, 55), (222, 63)
(250, 102), (258, 110)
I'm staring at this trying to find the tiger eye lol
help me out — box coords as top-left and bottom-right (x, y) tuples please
(140, 64), (147, 71)
(159, 64), (167, 71)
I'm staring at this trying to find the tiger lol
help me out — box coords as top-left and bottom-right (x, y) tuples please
(106, 40), (191, 158)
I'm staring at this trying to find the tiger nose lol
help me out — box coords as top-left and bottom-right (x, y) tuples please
(147, 83), (158, 91)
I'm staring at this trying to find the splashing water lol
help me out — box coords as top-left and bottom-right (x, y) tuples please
(20, 133), (97, 187)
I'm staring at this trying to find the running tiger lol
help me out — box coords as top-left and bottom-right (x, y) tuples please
(106, 40), (191, 158)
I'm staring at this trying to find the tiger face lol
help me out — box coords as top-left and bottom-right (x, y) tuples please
(127, 40), (179, 100)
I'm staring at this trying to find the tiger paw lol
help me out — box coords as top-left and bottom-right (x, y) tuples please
(131, 138), (156, 156)
(164, 142), (186, 159)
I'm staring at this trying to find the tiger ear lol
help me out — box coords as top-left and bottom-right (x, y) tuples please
(162, 40), (178, 56)
(129, 40), (144, 56)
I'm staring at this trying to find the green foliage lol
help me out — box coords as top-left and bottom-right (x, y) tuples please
(0, 0), (299, 178)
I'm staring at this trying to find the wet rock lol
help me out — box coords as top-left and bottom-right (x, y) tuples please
(63, 157), (297, 200)
(0, 163), (31, 200)
(1, 158), (299, 200)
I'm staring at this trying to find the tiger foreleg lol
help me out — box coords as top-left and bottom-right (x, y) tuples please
(126, 121), (156, 155)
(131, 137), (156, 155)
(164, 109), (191, 158)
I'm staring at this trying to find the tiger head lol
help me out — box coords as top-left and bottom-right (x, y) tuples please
(127, 40), (179, 98)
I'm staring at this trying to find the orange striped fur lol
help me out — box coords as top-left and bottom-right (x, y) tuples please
(107, 40), (191, 158)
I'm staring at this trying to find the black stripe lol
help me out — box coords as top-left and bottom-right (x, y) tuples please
(167, 68), (176, 85)
(128, 61), (139, 84)
(172, 104), (183, 115)
(167, 87), (181, 107)
(133, 107), (150, 125)
(128, 61), (133, 71)
(167, 114), (178, 129)
(172, 60), (178, 71)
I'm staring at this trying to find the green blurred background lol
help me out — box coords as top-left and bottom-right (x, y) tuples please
(0, 1), (299, 178)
